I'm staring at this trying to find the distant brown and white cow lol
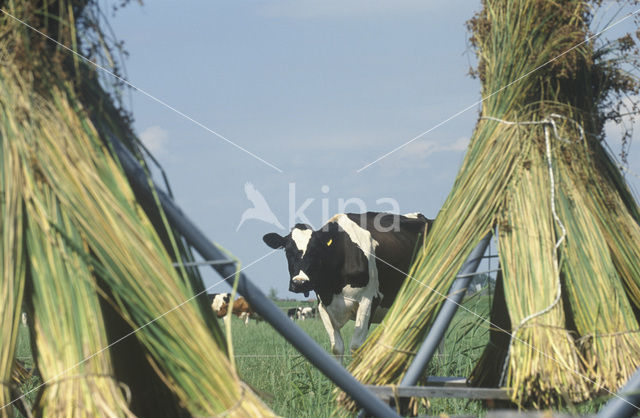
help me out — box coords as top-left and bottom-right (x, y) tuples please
(209, 293), (231, 316)
(217, 297), (259, 325)
(264, 212), (431, 356)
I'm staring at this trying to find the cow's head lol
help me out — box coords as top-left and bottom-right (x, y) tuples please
(302, 223), (346, 284)
(264, 222), (354, 302)
(263, 224), (315, 296)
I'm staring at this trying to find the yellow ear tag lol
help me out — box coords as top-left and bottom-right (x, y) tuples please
(326, 238), (333, 247)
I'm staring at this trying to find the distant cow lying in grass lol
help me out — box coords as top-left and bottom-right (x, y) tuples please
(285, 306), (317, 320)
(264, 212), (431, 356)
(287, 307), (299, 320)
(216, 297), (261, 325)
(298, 307), (316, 320)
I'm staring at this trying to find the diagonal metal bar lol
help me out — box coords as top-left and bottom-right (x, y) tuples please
(400, 233), (492, 387)
(106, 134), (399, 418)
(171, 260), (237, 268)
(358, 234), (493, 417)
(597, 367), (640, 417)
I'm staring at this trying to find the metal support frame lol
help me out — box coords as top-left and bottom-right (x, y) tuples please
(357, 234), (494, 417)
(107, 135), (399, 418)
(171, 260), (237, 268)
(367, 385), (510, 401)
(401, 233), (492, 386)
(597, 367), (640, 417)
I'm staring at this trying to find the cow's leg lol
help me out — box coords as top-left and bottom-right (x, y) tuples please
(349, 296), (374, 353)
(318, 303), (344, 358)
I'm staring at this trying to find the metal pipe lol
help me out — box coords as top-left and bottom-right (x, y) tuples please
(400, 233), (492, 386)
(172, 260), (237, 268)
(455, 268), (501, 279)
(597, 367), (640, 418)
(107, 135), (399, 418)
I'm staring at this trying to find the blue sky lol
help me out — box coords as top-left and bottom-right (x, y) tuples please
(108, 1), (640, 299)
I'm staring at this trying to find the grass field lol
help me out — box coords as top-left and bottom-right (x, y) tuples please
(12, 290), (610, 416)
(199, 293), (491, 417)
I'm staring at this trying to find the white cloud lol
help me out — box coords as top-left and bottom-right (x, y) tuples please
(139, 126), (169, 155)
(260, 0), (443, 19)
(280, 131), (384, 151)
(396, 136), (469, 161)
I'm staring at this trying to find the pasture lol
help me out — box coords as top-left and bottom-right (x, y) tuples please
(13, 291), (608, 416)
(221, 293), (608, 416)
(13, 294), (488, 416)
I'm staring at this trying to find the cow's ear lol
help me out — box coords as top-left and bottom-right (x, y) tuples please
(263, 233), (286, 249)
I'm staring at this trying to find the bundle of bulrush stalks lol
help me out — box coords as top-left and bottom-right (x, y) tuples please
(0, 1), (274, 416)
(339, 0), (640, 412)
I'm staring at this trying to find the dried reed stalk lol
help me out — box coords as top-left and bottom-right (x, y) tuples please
(555, 134), (640, 393)
(498, 137), (586, 406)
(24, 186), (135, 417)
(338, 0), (640, 411)
(338, 111), (526, 411)
(0, 0), (276, 412)
(0, 117), (27, 416)
(10, 71), (274, 416)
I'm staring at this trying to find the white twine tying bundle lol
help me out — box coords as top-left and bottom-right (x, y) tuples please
(479, 114), (584, 386)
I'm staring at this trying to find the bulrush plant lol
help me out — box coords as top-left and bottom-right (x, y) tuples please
(339, 0), (640, 412)
(555, 158), (640, 393)
(0, 101), (27, 415)
(24, 183), (135, 417)
(0, 1), (275, 416)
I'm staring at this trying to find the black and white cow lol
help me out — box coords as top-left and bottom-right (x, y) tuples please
(287, 307), (300, 320)
(298, 307), (316, 320)
(263, 212), (432, 356)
